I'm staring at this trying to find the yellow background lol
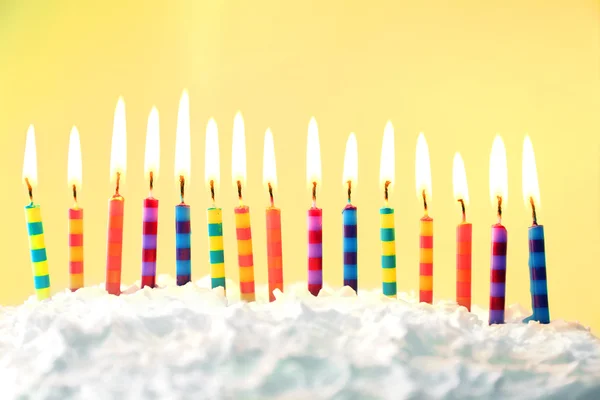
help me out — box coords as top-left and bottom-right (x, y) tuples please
(0, 1), (599, 330)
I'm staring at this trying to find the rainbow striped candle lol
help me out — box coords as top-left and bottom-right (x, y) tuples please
(106, 194), (124, 295)
(419, 215), (434, 303)
(380, 207), (396, 297)
(207, 207), (225, 290)
(175, 203), (191, 286)
(141, 197), (158, 288)
(489, 223), (507, 324)
(307, 207), (323, 296)
(26, 204), (51, 300)
(235, 205), (255, 302)
(342, 204), (358, 292)
(69, 207), (84, 291)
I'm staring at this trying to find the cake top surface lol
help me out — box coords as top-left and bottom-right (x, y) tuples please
(1, 275), (599, 399)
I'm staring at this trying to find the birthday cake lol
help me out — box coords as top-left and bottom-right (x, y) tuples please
(1, 275), (599, 400)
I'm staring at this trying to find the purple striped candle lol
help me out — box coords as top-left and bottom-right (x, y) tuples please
(141, 197), (158, 288)
(489, 223), (507, 324)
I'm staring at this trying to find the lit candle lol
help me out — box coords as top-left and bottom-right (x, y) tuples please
(205, 118), (226, 292)
(175, 90), (192, 286)
(22, 125), (51, 300)
(105, 97), (127, 296)
(68, 126), (84, 292)
(232, 112), (255, 302)
(342, 133), (358, 292)
(415, 133), (433, 304)
(306, 118), (323, 296)
(141, 107), (160, 288)
(453, 153), (472, 311)
(522, 136), (550, 324)
(379, 122), (396, 298)
(488, 135), (508, 325)
(263, 128), (283, 302)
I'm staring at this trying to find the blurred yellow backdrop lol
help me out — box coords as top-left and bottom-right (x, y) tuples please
(0, 1), (599, 330)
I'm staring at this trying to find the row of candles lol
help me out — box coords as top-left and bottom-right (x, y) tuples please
(21, 90), (549, 325)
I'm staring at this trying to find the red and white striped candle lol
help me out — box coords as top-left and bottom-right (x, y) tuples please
(306, 117), (323, 296)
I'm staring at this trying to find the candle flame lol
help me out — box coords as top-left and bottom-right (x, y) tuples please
(306, 117), (322, 188)
(489, 135), (508, 207)
(452, 152), (469, 205)
(379, 121), (395, 190)
(144, 107), (160, 181)
(415, 133), (432, 201)
(68, 126), (82, 189)
(109, 97), (127, 183)
(262, 128), (277, 189)
(231, 111), (247, 187)
(342, 132), (358, 188)
(22, 124), (38, 188)
(522, 135), (540, 208)
(204, 118), (220, 190)
(174, 90), (191, 182)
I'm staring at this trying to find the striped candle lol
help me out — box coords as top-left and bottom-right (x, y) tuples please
(342, 204), (358, 292)
(266, 207), (283, 302)
(380, 207), (396, 297)
(141, 197), (158, 288)
(69, 207), (84, 291)
(234, 206), (255, 301)
(527, 225), (550, 323)
(419, 215), (434, 303)
(175, 203), (191, 286)
(456, 222), (472, 310)
(207, 207), (225, 290)
(235, 206), (255, 302)
(106, 194), (124, 295)
(25, 204), (50, 300)
(308, 207), (323, 296)
(489, 223), (507, 324)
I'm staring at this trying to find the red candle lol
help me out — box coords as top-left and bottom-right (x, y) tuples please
(263, 129), (283, 302)
(453, 153), (472, 311)
(105, 97), (127, 296)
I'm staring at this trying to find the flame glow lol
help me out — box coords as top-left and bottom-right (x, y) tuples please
(342, 132), (358, 187)
(109, 97), (127, 182)
(204, 118), (220, 190)
(174, 90), (191, 181)
(522, 135), (540, 208)
(306, 117), (322, 188)
(144, 107), (160, 180)
(231, 112), (247, 187)
(489, 135), (508, 206)
(452, 153), (469, 205)
(22, 124), (38, 188)
(379, 121), (395, 190)
(415, 133), (432, 200)
(262, 128), (278, 189)
(68, 126), (82, 189)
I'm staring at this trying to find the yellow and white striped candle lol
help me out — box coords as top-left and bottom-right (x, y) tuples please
(26, 204), (50, 300)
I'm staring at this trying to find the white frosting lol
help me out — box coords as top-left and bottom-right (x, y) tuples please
(1, 275), (599, 399)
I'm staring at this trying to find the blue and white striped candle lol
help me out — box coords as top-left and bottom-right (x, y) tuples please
(343, 204), (358, 292)
(526, 225), (549, 323)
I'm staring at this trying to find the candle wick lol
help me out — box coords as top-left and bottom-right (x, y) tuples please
(237, 180), (243, 206)
(312, 181), (317, 207)
(458, 198), (466, 223)
(268, 182), (274, 207)
(497, 195), (503, 224)
(384, 180), (390, 203)
(210, 179), (216, 205)
(179, 175), (185, 204)
(422, 190), (428, 215)
(72, 184), (78, 205)
(25, 177), (33, 203)
(347, 181), (352, 203)
(530, 196), (538, 226)
(149, 171), (154, 194)
(115, 172), (121, 195)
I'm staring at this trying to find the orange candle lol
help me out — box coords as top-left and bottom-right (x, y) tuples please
(415, 133), (434, 304)
(68, 126), (84, 291)
(453, 153), (472, 310)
